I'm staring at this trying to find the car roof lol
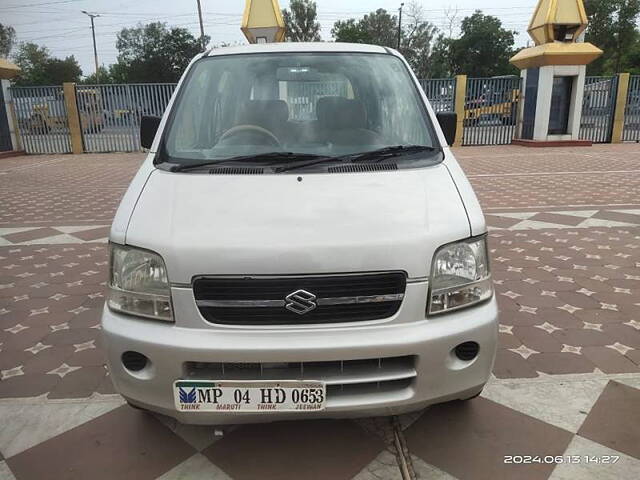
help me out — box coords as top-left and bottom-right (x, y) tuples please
(206, 42), (391, 57)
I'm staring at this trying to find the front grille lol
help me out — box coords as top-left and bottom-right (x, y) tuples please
(184, 356), (416, 399)
(193, 273), (406, 325)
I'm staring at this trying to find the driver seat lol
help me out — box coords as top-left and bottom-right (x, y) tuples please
(236, 100), (290, 141)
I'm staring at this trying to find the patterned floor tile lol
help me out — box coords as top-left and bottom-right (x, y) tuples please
(0, 461), (16, 480)
(481, 374), (610, 433)
(405, 397), (574, 480)
(156, 453), (231, 480)
(549, 435), (640, 480)
(485, 209), (640, 231)
(577, 381), (640, 460)
(3, 228), (65, 244)
(153, 413), (224, 452)
(6, 406), (195, 480)
(411, 455), (457, 480)
(0, 396), (124, 458)
(0, 146), (639, 479)
(352, 449), (403, 480)
(203, 420), (385, 480)
(528, 212), (591, 227)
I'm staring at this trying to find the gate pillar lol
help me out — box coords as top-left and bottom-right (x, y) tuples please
(510, 0), (602, 146)
(0, 59), (21, 154)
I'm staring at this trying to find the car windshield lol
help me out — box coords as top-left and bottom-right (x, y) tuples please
(161, 52), (439, 166)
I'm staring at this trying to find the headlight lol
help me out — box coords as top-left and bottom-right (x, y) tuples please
(428, 236), (493, 315)
(108, 244), (173, 322)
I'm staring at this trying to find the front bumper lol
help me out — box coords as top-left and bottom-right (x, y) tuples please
(102, 284), (498, 425)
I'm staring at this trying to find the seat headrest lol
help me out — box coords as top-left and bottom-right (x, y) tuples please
(237, 100), (289, 127)
(316, 97), (366, 130)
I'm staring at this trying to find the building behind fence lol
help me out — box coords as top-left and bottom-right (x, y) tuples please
(6, 74), (640, 155)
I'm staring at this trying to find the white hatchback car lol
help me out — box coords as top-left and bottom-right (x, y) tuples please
(102, 42), (498, 425)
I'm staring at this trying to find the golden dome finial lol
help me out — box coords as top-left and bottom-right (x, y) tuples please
(528, 0), (589, 46)
(241, 0), (286, 44)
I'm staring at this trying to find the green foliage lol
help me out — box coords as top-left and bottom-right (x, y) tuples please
(584, 0), (640, 75)
(282, 0), (321, 42)
(442, 11), (517, 77)
(331, 4), (437, 78)
(112, 22), (208, 83)
(0, 23), (16, 58)
(12, 42), (82, 86)
(400, 4), (438, 79)
(332, 8), (398, 47)
(428, 35), (456, 79)
(332, 7), (515, 78)
(79, 66), (113, 85)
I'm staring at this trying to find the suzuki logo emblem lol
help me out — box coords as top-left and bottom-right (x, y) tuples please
(285, 289), (317, 315)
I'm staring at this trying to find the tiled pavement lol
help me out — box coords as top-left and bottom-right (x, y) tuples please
(1, 145), (639, 479)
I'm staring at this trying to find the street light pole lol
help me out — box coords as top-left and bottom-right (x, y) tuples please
(196, 0), (206, 51)
(397, 3), (404, 50)
(82, 11), (101, 84)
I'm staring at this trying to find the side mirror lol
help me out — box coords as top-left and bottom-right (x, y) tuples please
(436, 112), (457, 146)
(140, 115), (161, 149)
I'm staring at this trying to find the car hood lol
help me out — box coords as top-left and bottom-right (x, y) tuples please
(124, 165), (471, 283)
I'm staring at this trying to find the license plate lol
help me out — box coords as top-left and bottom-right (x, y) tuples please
(173, 380), (326, 413)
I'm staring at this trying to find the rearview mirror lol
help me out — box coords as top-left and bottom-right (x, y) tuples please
(140, 116), (161, 149)
(436, 112), (457, 147)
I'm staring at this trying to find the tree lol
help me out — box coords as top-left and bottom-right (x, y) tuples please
(332, 9), (398, 47)
(400, 3), (438, 78)
(428, 35), (456, 78)
(584, 0), (640, 74)
(331, 4), (437, 78)
(430, 11), (517, 77)
(0, 23), (16, 58)
(113, 22), (208, 83)
(80, 66), (113, 85)
(11, 42), (82, 85)
(43, 56), (82, 84)
(282, 0), (321, 42)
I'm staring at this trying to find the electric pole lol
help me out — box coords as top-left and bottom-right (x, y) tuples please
(196, 0), (206, 51)
(82, 11), (101, 84)
(397, 3), (404, 50)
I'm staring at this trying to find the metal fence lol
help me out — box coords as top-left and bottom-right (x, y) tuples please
(420, 78), (456, 112)
(285, 81), (350, 121)
(463, 76), (521, 146)
(10, 85), (72, 154)
(623, 75), (640, 142)
(77, 83), (176, 152)
(580, 76), (618, 143)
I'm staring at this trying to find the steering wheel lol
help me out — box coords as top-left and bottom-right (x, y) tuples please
(218, 125), (281, 147)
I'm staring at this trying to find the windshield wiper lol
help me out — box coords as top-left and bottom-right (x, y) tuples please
(346, 145), (441, 163)
(273, 155), (342, 173)
(274, 145), (440, 173)
(169, 152), (329, 172)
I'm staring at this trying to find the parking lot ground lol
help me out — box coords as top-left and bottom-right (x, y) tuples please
(0, 144), (639, 480)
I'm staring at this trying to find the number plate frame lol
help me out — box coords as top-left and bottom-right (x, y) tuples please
(173, 380), (327, 413)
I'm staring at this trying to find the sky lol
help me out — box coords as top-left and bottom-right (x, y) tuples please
(2, 0), (539, 77)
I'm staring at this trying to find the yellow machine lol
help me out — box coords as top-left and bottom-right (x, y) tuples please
(464, 86), (520, 126)
(28, 89), (103, 134)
